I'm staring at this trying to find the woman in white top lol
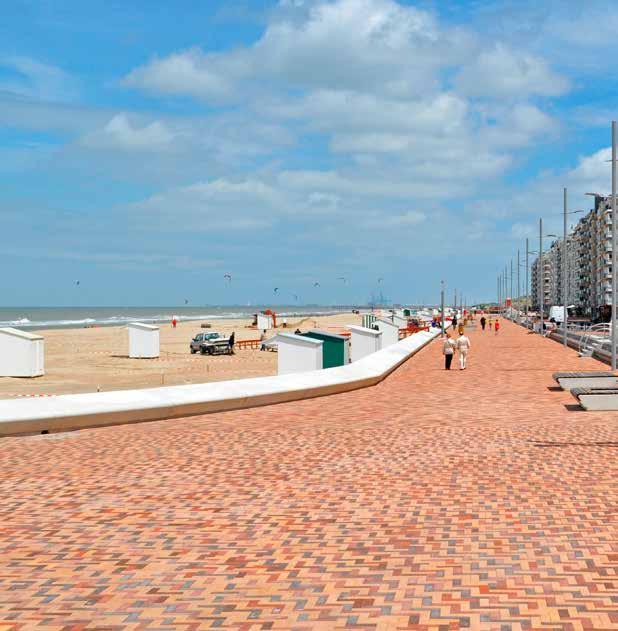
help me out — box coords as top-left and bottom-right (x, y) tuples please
(442, 333), (457, 370)
(456, 333), (471, 369)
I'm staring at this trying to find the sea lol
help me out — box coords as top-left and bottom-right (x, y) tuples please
(0, 306), (362, 331)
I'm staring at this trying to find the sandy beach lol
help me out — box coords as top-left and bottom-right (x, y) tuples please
(0, 312), (362, 399)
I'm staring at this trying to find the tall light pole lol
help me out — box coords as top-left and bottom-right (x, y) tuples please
(440, 280), (445, 335)
(563, 187), (569, 347)
(510, 259), (513, 316)
(539, 217), (545, 335)
(504, 265), (508, 316)
(517, 250), (521, 314)
(612, 121), (618, 370)
(526, 238), (529, 320)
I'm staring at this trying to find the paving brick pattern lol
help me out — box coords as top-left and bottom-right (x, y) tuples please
(1, 320), (617, 630)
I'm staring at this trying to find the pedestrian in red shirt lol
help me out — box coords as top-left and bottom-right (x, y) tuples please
(495, 319), (500, 335)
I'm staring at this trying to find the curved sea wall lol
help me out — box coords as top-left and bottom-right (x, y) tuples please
(0, 329), (440, 437)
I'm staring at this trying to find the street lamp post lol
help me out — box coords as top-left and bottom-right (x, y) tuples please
(510, 259), (513, 317)
(441, 280), (445, 335)
(563, 187), (568, 347)
(526, 238), (529, 320)
(517, 250), (521, 314)
(592, 128), (618, 364)
(539, 217), (545, 335)
(504, 265), (508, 314)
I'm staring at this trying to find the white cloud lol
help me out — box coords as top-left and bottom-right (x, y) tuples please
(566, 147), (611, 195)
(124, 0), (471, 102)
(481, 103), (558, 148)
(81, 113), (177, 151)
(455, 43), (569, 99)
(131, 178), (284, 230)
(123, 48), (238, 102)
(0, 56), (78, 102)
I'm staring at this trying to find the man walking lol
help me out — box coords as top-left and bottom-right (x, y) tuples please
(480, 315), (486, 331)
(456, 332), (471, 370)
(442, 332), (456, 370)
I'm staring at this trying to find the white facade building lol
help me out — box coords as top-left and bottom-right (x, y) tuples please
(0, 327), (44, 377)
(531, 194), (612, 320)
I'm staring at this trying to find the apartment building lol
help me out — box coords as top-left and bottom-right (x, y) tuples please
(530, 194), (611, 320)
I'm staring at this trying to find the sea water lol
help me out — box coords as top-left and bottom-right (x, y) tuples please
(0, 306), (359, 331)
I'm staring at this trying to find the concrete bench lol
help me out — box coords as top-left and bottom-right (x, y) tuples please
(552, 371), (617, 390)
(571, 386), (618, 411)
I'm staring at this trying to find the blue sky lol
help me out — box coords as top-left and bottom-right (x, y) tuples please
(2, 0), (618, 306)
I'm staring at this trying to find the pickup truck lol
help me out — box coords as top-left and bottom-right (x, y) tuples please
(189, 332), (232, 355)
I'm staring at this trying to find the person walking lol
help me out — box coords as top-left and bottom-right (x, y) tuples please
(451, 315), (458, 331)
(228, 331), (236, 354)
(442, 332), (456, 370)
(457, 332), (471, 369)
(488, 317), (493, 331)
(495, 318), (500, 335)
(458, 322), (465, 336)
(480, 316), (486, 331)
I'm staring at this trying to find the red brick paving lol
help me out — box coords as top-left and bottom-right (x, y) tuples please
(1, 320), (617, 630)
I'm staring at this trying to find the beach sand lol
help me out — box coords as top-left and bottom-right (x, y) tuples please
(0, 312), (362, 399)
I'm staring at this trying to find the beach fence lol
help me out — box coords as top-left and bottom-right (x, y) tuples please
(348, 325), (383, 362)
(301, 329), (350, 368)
(274, 333), (323, 375)
(0, 327), (44, 377)
(128, 323), (160, 359)
(373, 318), (400, 348)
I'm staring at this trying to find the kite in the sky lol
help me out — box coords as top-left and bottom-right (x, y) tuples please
(184, 299), (189, 305)
(313, 282), (320, 288)
(274, 287), (279, 294)
(223, 273), (232, 284)
(337, 277), (347, 284)
(75, 280), (80, 286)
(293, 294), (299, 301)
(378, 277), (384, 284)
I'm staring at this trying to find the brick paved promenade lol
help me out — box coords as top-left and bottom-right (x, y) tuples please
(1, 320), (617, 630)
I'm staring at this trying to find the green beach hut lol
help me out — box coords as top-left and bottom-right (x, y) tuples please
(301, 329), (350, 368)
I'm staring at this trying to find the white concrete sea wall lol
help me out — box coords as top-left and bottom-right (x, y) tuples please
(274, 333), (323, 375)
(128, 323), (160, 359)
(374, 318), (400, 347)
(0, 329), (439, 436)
(0, 327), (44, 377)
(348, 325), (383, 362)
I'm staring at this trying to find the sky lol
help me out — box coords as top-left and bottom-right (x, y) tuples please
(2, 0), (618, 307)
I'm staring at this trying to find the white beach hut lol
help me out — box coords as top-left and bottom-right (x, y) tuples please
(128, 322), (160, 359)
(374, 318), (400, 347)
(257, 313), (274, 331)
(348, 325), (383, 362)
(273, 333), (323, 375)
(391, 314), (408, 329)
(0, 327), (44, 377)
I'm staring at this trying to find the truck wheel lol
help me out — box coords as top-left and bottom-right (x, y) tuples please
(200, 347), (207, 355)
(207, 347), (214, 355)
(191, 348), (197, 354)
